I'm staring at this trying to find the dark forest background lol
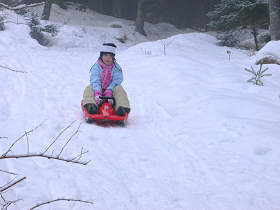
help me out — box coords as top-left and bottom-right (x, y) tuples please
(2, 0), (279, 49)
(10, 0), (220, 30)
(75, 0), (220, 30)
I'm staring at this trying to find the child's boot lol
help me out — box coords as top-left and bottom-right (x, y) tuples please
(85, 103), (98, 114)
(117, 106), (130, 116)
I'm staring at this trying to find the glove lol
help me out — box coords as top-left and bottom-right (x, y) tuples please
(104, 89), (114, 105)
(94, 90), (102, 105)
(104, 89), (112, 97)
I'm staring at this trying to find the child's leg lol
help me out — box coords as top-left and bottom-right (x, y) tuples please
(83, 84), (97, 106)
(113, 85), (130, 113)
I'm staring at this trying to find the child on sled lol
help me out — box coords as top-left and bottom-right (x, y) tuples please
(83, 43), (130, 116)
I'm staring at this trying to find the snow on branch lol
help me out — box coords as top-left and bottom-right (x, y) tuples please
(30, 198), (93, 209)
(0, 2), (45, 10)
(0, 121), (90, 165)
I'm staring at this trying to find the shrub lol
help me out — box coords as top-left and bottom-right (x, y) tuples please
(27, 13), (59, 46)
(245, 64), (272, 86)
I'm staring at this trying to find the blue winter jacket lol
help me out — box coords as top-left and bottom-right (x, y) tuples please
(90, 61), (123, 93)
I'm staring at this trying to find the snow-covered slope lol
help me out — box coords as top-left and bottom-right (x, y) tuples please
(1, 6), (280, 210)
(255, 40), (280, 65)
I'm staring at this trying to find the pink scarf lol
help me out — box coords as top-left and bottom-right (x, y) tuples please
(97, 59), (114, 91)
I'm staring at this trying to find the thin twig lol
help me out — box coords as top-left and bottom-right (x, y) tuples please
(3, 21), (28, 25)
(43, 120), (76, 154)
(58, 122), (82, 158)
(0, 154), (90, 165)
(0, 65), (26, 73)
(25, 131), (30, 154)
(0, 137), (8, 139)
(0, 193), (6, 203)
(0, 169), (18, 176)
(161, 38), (175, 56)
(1, 199), (21, 210)
(71, 147), (89, 161)
(0, 193), (21, 210)
(1, 123), (43, 158)
(30, 198), (93, 210)
(0, 194), (6, 202)
(0, 176), (18, 192)
(0, 177), (26, 193)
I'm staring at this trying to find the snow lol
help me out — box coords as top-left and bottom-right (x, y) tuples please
(255, 40), (280, 65)
(1, 5), (280, 210)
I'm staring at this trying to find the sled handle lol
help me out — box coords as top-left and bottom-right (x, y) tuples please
(99, 96), (114, 100)
(99, 96), (115, 105)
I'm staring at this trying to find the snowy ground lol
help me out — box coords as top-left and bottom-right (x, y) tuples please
(255, 40), (280, 65)
(1, 5), (280, 210)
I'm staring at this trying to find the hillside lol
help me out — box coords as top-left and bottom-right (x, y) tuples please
(1, 5), (280, 210)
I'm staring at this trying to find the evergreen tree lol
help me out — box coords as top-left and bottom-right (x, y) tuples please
(208, 0), (268, 31)
(207, 0), (269, 49)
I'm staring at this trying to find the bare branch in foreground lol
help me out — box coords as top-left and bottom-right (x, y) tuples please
(25, 131), (30, 154)
(0, 154), (90, 165)
(0, 177), (26, 193)
(0, 2), (45, 10)
(30, 198), (93, 210)
(1, 121), (90, 165)
(0, 121), (90, 208)
(71, 147), (89, 162)
(1, 123), (43, 158)
(0, 169), (18, 176)
(0, 65), (26, 73)
(42, 120), (76, 154)
(0, 176), (18, 190)
(0, 194), (22, 210)
(58, 122), (82, 158)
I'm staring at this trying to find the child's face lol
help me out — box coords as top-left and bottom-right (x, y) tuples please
(102, 53), (114, 65)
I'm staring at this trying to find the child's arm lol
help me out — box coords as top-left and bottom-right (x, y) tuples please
(90, 63), (102, 92)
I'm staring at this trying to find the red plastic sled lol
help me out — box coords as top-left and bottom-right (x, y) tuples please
(81, 97), (128, 126)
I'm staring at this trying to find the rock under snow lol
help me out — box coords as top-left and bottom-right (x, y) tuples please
(255, 40), (280, 65)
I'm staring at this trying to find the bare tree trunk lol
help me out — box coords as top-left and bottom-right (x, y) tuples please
(112, 0), (127, 18)
(54, 0), (67, 9)
(0, 16), (5, 31)
(41, 0), (52, 20)
(269, 0), (280, 40)
(252, 25), (259, 51)
(135, 0), (147, 36)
